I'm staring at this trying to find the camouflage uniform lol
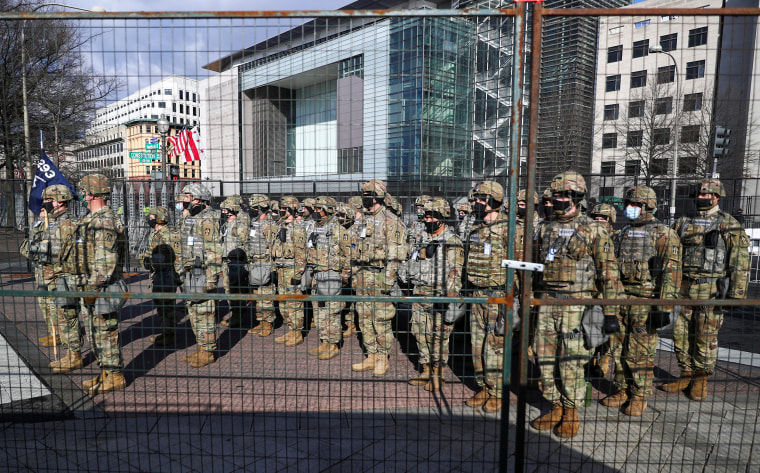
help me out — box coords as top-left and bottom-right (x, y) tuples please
(246, 194), (277, 333)
(407, 195), (431, 255)
(220, 196), (251, 328)
(603, 187), (681, 415)
(271, 196), (307, 340)
(667, 179), (749, 400)
(351, 180), (407, 376)
(457, 201), (475, 241)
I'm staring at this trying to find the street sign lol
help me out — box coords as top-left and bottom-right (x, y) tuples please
(148, 138), (159, 143)
(129, 152), (160, 161)
(145, 143), (160, 150)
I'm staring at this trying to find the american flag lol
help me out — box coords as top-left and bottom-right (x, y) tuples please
(167, 127), (203, 162)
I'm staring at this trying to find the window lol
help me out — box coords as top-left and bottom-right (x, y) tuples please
(683, 93), (703, 111)
(635, 19), (650, 28)
(679, 157), (698, 175)
(172, 103), (177, 112)
(602, 133), (618, 149)
(164, 89), (172, 95)
(661, 15), (679, 22)
(338, 146), (364, 174)
(610, 26), (624, 35)
(660, 33), (677, 52)
(681, 125), (701, 143)
(601, 161), (616, 175)
(653, 128), (671, 145)
(606, 74), (621, 92)
(192, 93), (197, 102)
(632, 39), (650, 58)
(179, 90), (184, 100)
(627, 130), (643, 147)
(179, 104), (184, 114)
(604, 104), (619, 120)
(158, 102), (166, 108)
(658, 65), (675, 84)
(625, 160), (641, 176)
(628, 100), (645, 118)
(688, 27), (708, 47)
(631, 70), (647, 88)
(651, 158), (670, 175)
(608, 45), (623, 63)
(655, 97), (673, 115)
(686, 60), (706, 79)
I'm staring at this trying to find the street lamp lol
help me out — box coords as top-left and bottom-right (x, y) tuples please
(649, 44), (680, 224)
(156, 114), (170, 180)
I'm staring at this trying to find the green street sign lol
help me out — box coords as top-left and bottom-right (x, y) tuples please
(145, 143), (160, 150)
(129, 152), (161, 161)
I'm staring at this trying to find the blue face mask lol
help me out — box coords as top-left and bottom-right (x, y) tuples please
(624, 205), (642, 221)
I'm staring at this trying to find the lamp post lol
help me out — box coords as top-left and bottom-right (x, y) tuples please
(156, 114), (170, 180)
(649, 45), (680, 224)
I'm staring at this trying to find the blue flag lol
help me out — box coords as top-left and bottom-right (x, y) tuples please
(28, 150), (78, 215)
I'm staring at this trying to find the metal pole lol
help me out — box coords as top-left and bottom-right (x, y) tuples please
(161, 130), (167, 183)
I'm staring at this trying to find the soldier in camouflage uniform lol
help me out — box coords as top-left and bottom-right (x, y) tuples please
(272, 196), (307, 347)
(350, 180), (407, 376)
(541, 188), (555, 221)
(64, 175), (127, 394)
(337, 202), (359, 336)
(219, 196), (251, 329)
(531, 171), (623, 438)
(177, 183), (222, 368)
(407, 195), (431, 251)
(299, 198), (316, 232)
(599, 186), (682, 416)
(403, 197), (464, 392)
(664, 179), (749, 401)
(141, 206), (181, 346)
(246, 194), (277, 335)
(305, 197), (351, 360)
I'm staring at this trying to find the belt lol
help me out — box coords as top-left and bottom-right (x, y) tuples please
(541, 291), (572, 300)
(684, 276), (719, 284)
(359, 266), (383, 274)
(563, 328), (583, 340)
(275, 262), (295, 269)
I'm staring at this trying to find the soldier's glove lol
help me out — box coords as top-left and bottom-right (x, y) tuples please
(444, 302), (466, 324)
(602, 315), (620, 334)
(142, 257), (152, 271)
(290, 278), (301, 286)
(203, 281), (217, 293)
(278, 228), (287, 243)
(424, 241), (438, 258)
(648, 256), (663, 280)
(704, 229), (721, 248)
(647, 310), (672, 331)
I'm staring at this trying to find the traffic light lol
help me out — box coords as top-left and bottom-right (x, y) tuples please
(169, 164), (180, 181)
(713, 126), (731, 158)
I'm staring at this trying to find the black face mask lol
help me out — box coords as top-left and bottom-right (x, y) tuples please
(279, 210), (288, 219)
(458, 214), (465, 221)
(311, 212), (322, 221)
(181, 201), (191, 210)
(189, 203), (204, 216)
(362, 196), (375, 210)
(249, 208), (261, 219)
(551, 198), (572, 215)
(220, 212), (230, 225)
(148, 218), (157, 229)
(517, 207), (527, 218)
(472, 202), (488, 220)
(696, 197), (714, 210)
(424, 220), (442, 234)
(42, 202), (55, 214)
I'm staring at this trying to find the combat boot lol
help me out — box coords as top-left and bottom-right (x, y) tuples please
(424, 365), (445, 392)
(465, 389), (490, 408)
(408, 364), (432, 387)
(352, 354), (375, 372)
(274, 332), (288, 344)
(662, 371), (693, 393)
(190, 350), (215, 368)
(258, 321), (273, 337)
(49, 351), (83, 373)
(372, 354), (389, 377)
(39, 334), (62, 347)
(318, 343), (340, 360)
(555, 408), (580, 438)
(483, 396), (502, 413)
(88, 371), (126, 396)
(600, 390), (628, 408)
(623, 395), (647, 416)
(343, 319), (355, 337)
(598, 355), (611, 377)
(83, 369), (106, 390)
(531, 403), (563, 431)
(150, 332), (175, 346)
(309, 340), (329, 356)
(183, 348), (201, 363)
(284, 330), (303, 347)
(688, 370), (709, 401)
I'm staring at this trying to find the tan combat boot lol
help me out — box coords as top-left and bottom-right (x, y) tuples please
(598, 355), (612, 377)
(256, 321), (273, 337)
(309, 340), (329, 356)
(318, 343), (340, 360)
(49, 351), (84, 373)
(183, 348), (201, 363)
(372, 354), (389, 377)
(190, 350), (215, 368)
(343, 319), (355, 337)
(623, 395), (647, 416)
(39, 334), (63, 347)
(531, 403), (563, 431)
(285, 330), (303, 347)
(83, 369), (106, 390)
(274, 331), (288, 344)
(465, 389), (490, 408)
(424, 365), (445, 392)
(150, 332), (175, 346)
(688, 370), (709, 401)
(88, 371), (126, 396)
(555, 408), (580, 438)
(352, 354), (375, 372)
(662, 371), (693, 393)
(483, 396), (502, 413)
(600, 390), (628, 407)
(408, 364), (432, 387)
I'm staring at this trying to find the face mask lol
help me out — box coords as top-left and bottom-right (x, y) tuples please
(175, 202), (184, 211)
(189, 203), (203, 216)
(279, 210), (288, 219)
(182, 201), (191, 210)
(148, 218), (157, 229)
(362, 196), (375, 210)
(472, 202), (488, 220)
(41, 202), (55, 214)
(338, 215), (347, 226)
(624, 205), (642, 221)
(517, 206), (527, 218)
(311, 212), (322, 221)
(458, 213), (465, 221)
(551, 198), (571, 215)
(424, 220), (442, 234)
(249, 208), (260, 219)
(542, 204), (555, 220)
(697, 197), (714, 210)
(220, 212), (230, 225)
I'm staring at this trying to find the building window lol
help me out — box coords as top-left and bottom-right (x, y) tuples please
(339, 55), (364, 78)
(602, 133), (618, 149)
(608, 45), (623, 63)
(688, 26), (708, 47)
(683, 92), (703, 111)
(651, 158), (670, 175)
(632, 39), (650, 58)
(192, 93), (197, 102)
(600, 187), (616, 199)
(658, 65), (675, 84)
(610, 26), (624, 35)
(660, 33), (678, 52)
(172, 103), (177, 112)
(338, 146), (364, 174)
(164, 89), (172, 95)
(653, 128), (671, 145)
(158, 102), (166, 108)
(627, 130), (643, 148)
(681, 125), (701, 143)
(601, 161), (616, 175)
(679, 157), (698, 175)
(686, 60), (706, 80)
(179, 104), (184, 114)
(628, 100), (645, 118)
(631, 70), (647, 88)
(606, 75), (621, 92)
(625, 160), (641, 176)
(655, 97), (673, 115)
(179, 90), (184, 100)
(635, 20), (650, 28)
(604, 104), (619, 120)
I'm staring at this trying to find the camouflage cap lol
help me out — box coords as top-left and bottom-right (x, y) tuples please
(79, 174), (111, 196)
(302, 197), (316, 209)
(315, 196), (338, 214)
(591, 203), (617, 224)
(183, 182), (212, 202)
(472, 181), (504, 202)
(414, 195), (432, 206)
(517, 189), (539, 205)
(280, 195), (300, 211)
(624, 185), (657, 210)
(42, 184), (73, 202)
(697, 178), (726, 197)
(148, 206), (169, 224)
(336, 202), (355, 223)
(550, 171), (587, 195)
(542, 188), (553, 200)
(249, 194), (269, 208)
(348, 196), (363, 211)
(362, 179), (387, 198)
(220, 195), (243, 211)
(385, 194), (402, 215)
(423, 197), (451, 218)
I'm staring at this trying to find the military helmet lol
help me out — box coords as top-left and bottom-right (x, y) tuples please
(42, 184), (73, 202)
(696, 178), (726, 197)
(517, 189), (540, 205)
(550, 171), (587, 196)
(472, 181), (504, 202)
(415, 195), (432, 207)
(270, 200), (280, 213)
(542, 188), (553, 201)
(424, 197), (451, 218)
(624, 185), (658, 210)
(348, 196), (363, 212)
(302, 197), (316, 209)
(220, 195), (243, 212)
(183, 182), (212, 202)
(78, 174), (111, 196)
(362, 179), (387, 198)
(457, 201), (471, 213)
(336, 203), (356, 224)
(280, 195), (300, 212)
(148, 206), (169, 224)
(591, 203), (617, 224)
(385, 194), (402, 215)
(249, 194), (269, 208)
(315, 196), (337, 214)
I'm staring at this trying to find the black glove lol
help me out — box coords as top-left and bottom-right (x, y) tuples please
(279, 228), (287, 243)
(602, 315), (620, 334)
(290, 278), (301, 286)
(647, 310), (671, 330)
(648, 256), (663, 280)
(143, 256), (152, 271)
(704, 229), (721, 248)
(425, 241), (438, 257)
